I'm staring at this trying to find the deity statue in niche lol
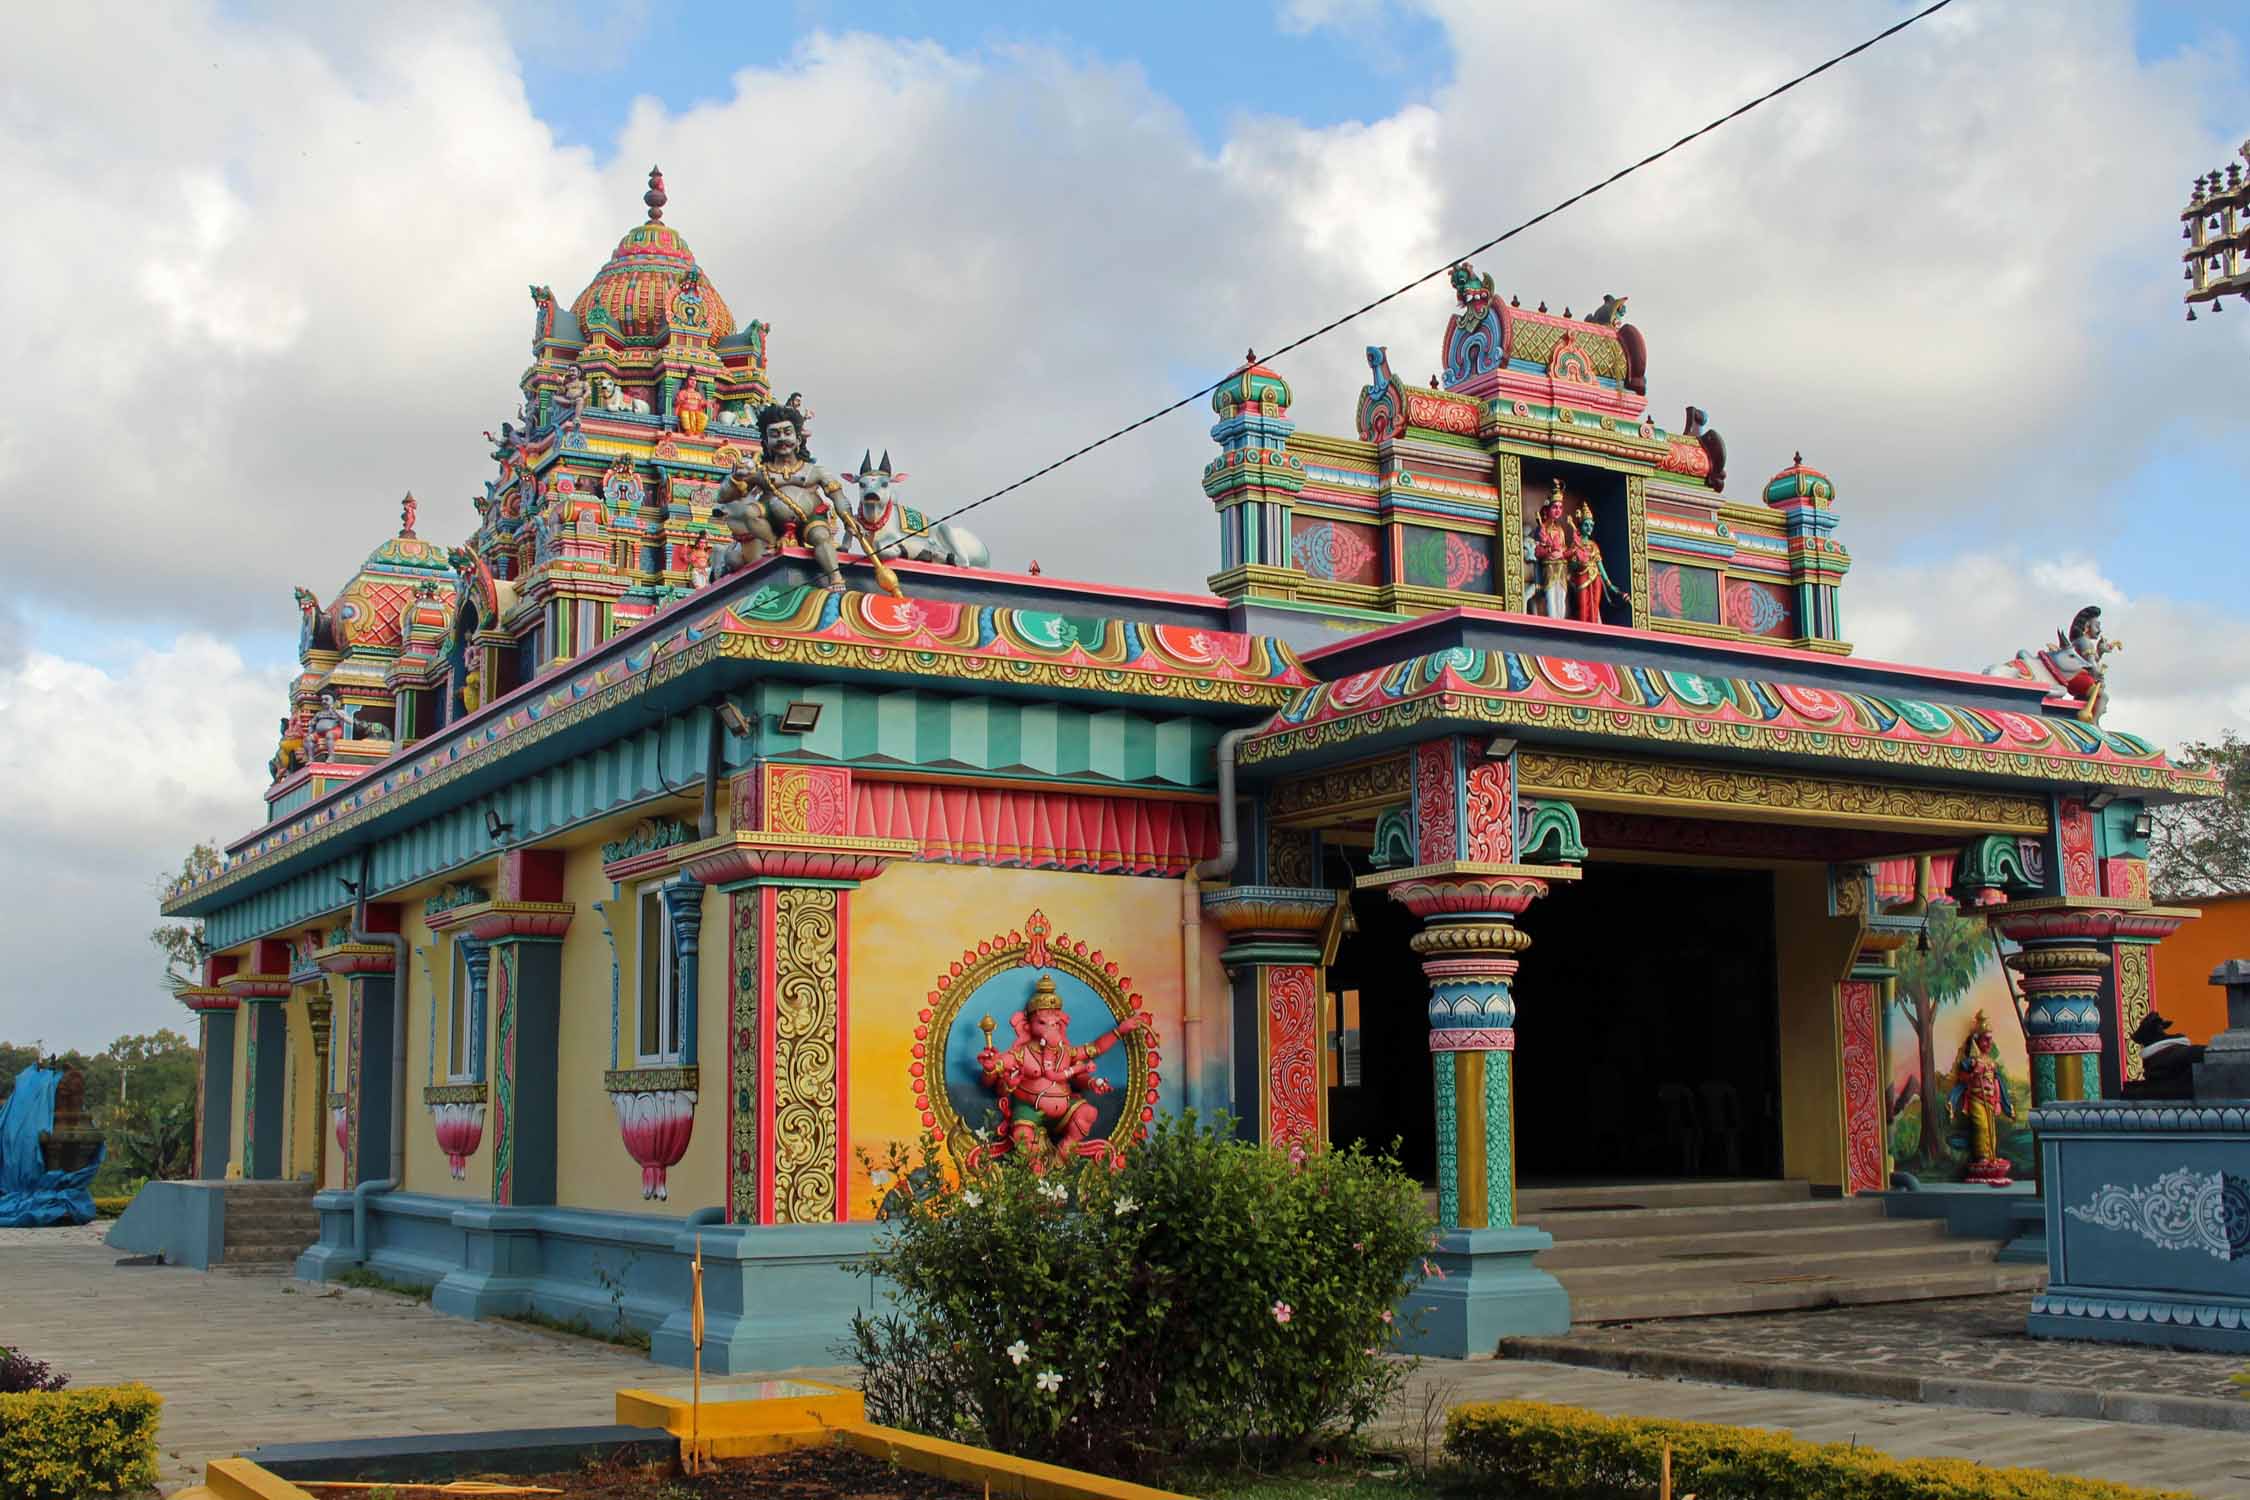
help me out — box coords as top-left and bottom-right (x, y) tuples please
(1945, 1009), (2015, 1186)
(975, 974), (1148, 1171)
(1528, 479), (1571, 617)
(1566, 505), (1624, 623)
(674, 379), (710, 437)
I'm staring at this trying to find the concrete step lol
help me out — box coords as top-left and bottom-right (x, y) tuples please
(1518, 1179), (1811, 1214)
(215, 1178), (315, 1195)
(1535, 1216), (1950, 1270)
(1568, 1262), (2048, 1324)
(1531, 1195), (1887, 1243)
(1553, 1239), (2001, 1293)
(224, 1207), (316, 1232)
(221, 1230), (316, 1256)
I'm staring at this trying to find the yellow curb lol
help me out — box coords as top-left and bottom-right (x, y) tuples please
(840, 1421), (1193, 1500)
(615, 1376), (865, 1438)
(200, 1456), (318, 1500)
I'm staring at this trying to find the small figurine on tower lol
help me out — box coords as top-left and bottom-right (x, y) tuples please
(1566, 505), (1625, 623)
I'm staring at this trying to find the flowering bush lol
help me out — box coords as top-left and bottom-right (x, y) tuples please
(848, 1113), (1430, 1478)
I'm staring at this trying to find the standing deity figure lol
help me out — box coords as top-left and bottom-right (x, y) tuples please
(557, 367), (588, 434)
(674, 380), (710, 437)
(307, 691), (352, 760)
(1985, 605), (2124, 723)
(1566, 506), (1624, 623)
(711, 401), (850, 590)
(1531, 480), (1571, 618)
(975, 975), (1148, 1171)
(1945, 1010), (2016, 1186)
(684, 537), (713, 590)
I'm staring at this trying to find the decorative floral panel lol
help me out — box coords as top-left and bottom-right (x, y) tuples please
(1649, 561), (1722, 624)
(1401, 526), (1493, 594)
(1288, 518), (1383, 585)
(1725, 577), (1796, 638)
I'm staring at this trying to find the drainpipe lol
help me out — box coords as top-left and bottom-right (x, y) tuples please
(1187, 728), (1254, 1119)
(342, 847), (410, 1269)
(698, 703), (726, 840)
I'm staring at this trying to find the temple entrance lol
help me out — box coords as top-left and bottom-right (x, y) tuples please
(1324, 856), (1781, 1186)
(1512, 862), (1781, 1181)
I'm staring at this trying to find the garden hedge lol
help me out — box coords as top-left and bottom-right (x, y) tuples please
(1446, 1400), (2195, 1500)
(0, 1383), (163, 1499)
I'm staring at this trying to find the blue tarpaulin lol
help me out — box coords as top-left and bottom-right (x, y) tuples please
(0, 1066), (101, 1227)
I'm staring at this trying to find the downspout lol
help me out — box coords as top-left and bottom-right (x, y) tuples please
(1187, 728), (1254, 1119)
(698, 702), (726, 840)
(343, 846), (410, 1268)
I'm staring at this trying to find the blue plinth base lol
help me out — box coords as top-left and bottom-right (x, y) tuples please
(2026, 1100), (2250, 1354)
(1997, 1198), (2048, 1264)
(107, 1180), (228, 1269)
(1396, 1225), (1570, 1358)
(297, 1191), (880, 1372)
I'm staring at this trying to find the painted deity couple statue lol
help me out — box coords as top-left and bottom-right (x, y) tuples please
(972, 974), (1147, 1172)
(708, 400), (901, 596)
(1526, 477), (1623, 622)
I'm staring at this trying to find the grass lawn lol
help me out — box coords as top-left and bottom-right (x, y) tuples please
(1177, 1458), (1486, 1499)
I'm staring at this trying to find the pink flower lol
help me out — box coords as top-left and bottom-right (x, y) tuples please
(1351, 1241), (1364, 1252)
(1421, 1258), (1449, 1280)
(1272, 1301), (1293, 1325)
(1288, 1143), (1307, 1167)
(1381, 1309), (1394, 1324)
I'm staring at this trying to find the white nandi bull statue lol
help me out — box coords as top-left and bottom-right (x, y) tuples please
(845, 451), (989, 569)
(587, 372), (651, 415)
(1984, 604), (2123, 723)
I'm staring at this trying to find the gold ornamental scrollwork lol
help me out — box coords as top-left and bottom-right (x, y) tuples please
(1498, 454), (1526, 615)
(2116, 943), (2152, 1082)
(772, 886), (840, 1225)
(1625, 476), (1650, 628)
(1516, 750), (2048, 834)
(1269, 753), (1414, 825)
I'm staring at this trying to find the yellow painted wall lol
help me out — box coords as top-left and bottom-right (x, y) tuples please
(402, 903), (499, 1200)
(846, 862), (1217, 1221)
(225, 996), (248, 1177)
(553, 837), (730, 1216)
(285, 986), (318, 1180)
(1772, 864), (1858, 1189)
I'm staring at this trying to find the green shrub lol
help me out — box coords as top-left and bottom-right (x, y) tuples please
(1446, 1400), (2196, 1499)
(849, 1114), (1430, 1480)
(0, 1384), (162, 1500)
(91, 1197), (132, 1220)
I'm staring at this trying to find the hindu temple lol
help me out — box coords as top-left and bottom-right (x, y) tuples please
(149, 172), (2223, 1366)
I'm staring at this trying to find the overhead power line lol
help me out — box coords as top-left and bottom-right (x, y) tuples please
(880, 0), (1958, 555)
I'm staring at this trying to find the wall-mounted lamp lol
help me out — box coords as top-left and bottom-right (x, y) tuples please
(716, 700), (755, 739)
(2131, 808), (2154, 841)
(2086, 789), (2118, 811)
(484, 806), (515, 843)
(777, 701), (822, 735)
(1485, 736), (1518, 760)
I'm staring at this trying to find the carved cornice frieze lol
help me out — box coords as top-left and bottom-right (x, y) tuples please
(680, 829), (917, 888)
(460, 900), (576, 941)
(1268, 753), (1413, 826)
(1518, 750), (2048, 834)
(220, 972), (293, 1000)
(313, 941), (396, 977)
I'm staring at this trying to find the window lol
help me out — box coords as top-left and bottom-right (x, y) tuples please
(447, 941), (473, 1081)
(638, 884), (684, 1063)
(1330, 988), (1362, 1089)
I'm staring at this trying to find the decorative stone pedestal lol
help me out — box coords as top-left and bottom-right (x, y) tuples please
(1396, 1226), (1571, 1358)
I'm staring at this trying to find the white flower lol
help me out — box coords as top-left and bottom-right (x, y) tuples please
(1035, 1369), (1063, 1394)
(961, 1190), (983, 1208)
(1112, 1195), (1139, 1218)
(869, 1169), (894, 1188)
(1037, 1180), (1069, 1203)
(1006, 1339), (1030, 1367)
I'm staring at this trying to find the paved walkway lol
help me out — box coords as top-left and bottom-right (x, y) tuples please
(6, 1230), (2250, 1497)
(1515, 1292), (2247, 1402)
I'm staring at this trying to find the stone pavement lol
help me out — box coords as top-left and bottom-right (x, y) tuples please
(7, 1229), (2250, 1497)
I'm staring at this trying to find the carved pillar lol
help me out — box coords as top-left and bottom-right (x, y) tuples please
(223, 940), (294, 1180)
(1199, 887), (1340, 1149)
(1361, 868), (1575, 1230)
(178, 983), (239, 1180)
(315, 928), (398, 1189)
(1989, 899), (2194, 1108)
(689, 762), (914, 1225)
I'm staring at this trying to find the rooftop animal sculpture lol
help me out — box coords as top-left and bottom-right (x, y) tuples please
(846, 451), (989, 569)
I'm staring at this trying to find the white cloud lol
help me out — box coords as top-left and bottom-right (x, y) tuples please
(0, 635), (287, 1048)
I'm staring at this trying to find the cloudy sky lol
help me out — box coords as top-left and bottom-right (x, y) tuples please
(2, 0), (2246, 1050)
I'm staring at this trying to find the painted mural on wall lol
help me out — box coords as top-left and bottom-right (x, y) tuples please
(846, 864), (1205, 1218)
(1884, 904), (2033, 1184)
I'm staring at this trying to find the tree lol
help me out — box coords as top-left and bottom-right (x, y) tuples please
(1891, 902), (1991, 1171)
(2150, 733), (2250, 899)
(148, 841), (222, 992)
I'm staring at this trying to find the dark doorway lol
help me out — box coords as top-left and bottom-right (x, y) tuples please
(1325, 851), (1436, 1184)
(1513, 862), (1781, 1180)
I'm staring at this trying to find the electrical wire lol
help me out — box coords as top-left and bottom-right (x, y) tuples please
(876, 0), (1957, 554)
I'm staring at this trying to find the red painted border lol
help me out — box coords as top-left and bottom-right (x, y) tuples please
(758, 890), (778, 1226)
(834, 890), (851, 1223)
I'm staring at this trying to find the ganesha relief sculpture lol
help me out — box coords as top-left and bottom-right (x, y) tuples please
(974, 975), (1147, 1170)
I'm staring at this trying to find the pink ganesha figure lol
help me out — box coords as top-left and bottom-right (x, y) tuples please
(976, 974), (1146, 1171)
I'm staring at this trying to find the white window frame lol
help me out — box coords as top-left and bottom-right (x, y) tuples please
(446, 939), (474, 1083)
(636, 881), (684, 1065)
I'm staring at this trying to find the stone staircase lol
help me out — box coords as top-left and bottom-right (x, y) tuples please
(1523, 1179), (2046, 1323)
(216, 1180), (318, 1271)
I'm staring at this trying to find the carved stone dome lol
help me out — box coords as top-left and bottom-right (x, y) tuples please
(568, 168), (735, 343)
(332, 504), (455, 652)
